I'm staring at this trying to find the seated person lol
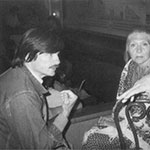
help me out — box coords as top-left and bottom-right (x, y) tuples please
(0, 28), (77, 149)
(82, 29), (150, 150)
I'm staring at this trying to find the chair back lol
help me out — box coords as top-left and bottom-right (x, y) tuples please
(114, 98), (150, 150)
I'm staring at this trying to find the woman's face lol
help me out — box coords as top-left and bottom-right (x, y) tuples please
(128, 33), (150, 67)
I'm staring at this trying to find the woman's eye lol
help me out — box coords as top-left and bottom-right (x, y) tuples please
(130, 43), (136, 48)
(142, 42), (149, 47)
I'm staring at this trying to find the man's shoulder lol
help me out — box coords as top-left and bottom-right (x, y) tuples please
(0, 67), (33, 97)
(0, 67), (25, 84)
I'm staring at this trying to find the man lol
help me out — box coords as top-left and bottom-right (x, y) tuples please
(0, 28), (77, 149)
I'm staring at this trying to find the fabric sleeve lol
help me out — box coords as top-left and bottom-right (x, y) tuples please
(8, 92), (66, 149)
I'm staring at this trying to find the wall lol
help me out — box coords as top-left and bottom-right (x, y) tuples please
(63, 0), (150, 37)
(49, 0), (64, 26)
(0, 0), (49, 34)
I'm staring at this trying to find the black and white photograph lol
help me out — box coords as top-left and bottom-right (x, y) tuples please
(0, 0), (150, 149)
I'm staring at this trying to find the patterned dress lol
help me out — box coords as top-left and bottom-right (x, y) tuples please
(82, 60), (150, 150)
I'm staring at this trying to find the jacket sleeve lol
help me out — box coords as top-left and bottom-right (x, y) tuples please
(8, 92), (67, 149)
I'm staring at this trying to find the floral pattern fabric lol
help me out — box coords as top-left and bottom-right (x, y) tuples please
(82, 60), (150, 150)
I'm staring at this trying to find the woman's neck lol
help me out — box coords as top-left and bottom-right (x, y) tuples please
(138, 58), (150, 69)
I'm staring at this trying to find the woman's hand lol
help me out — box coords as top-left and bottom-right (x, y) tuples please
(61, 90), (78, 117)
(117, 75), (150, 103)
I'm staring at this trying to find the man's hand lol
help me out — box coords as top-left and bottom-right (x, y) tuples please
(61, 90), (78, 117)
(117, 75), (150, 103)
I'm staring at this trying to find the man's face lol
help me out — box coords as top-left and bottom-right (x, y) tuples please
(30, 52), (60, 79)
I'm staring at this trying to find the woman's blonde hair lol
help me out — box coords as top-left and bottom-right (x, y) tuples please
(124, 29), (150, 63)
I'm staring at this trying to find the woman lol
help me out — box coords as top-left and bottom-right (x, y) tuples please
(82, 29), (150, 150)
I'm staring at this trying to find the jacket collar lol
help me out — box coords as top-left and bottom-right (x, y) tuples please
(21, 65), (49, 96)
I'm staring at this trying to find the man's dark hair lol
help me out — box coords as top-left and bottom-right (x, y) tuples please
(12, 28), (64, 67)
